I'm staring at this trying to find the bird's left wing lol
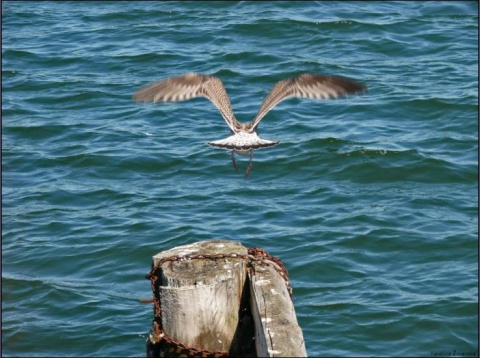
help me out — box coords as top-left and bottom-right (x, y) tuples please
(133, 73), (241, 132)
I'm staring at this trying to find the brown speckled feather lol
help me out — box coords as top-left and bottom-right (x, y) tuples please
(133, 73), (241, 132)
(249, 74), (367, 131)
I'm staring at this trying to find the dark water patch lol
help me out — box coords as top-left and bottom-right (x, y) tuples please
(327, 148), (476, 184)
(221, 51), (282, 67)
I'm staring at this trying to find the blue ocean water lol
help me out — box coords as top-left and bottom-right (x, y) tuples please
(2, 1), (478, 357)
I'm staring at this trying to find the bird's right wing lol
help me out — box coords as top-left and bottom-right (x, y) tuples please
(249, 73), (366, 131)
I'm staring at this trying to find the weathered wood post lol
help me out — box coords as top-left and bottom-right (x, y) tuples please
(248, 256), (307, 356)
(145, 239), (306, 357)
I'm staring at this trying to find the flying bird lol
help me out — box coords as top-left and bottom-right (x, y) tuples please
(133, 72), (366, 177)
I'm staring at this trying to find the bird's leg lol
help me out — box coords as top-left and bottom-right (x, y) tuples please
(231, 150), (238, 172)
(245, 150), (253, 178)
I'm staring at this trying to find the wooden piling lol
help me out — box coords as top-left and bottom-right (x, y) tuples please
(249, 262), (307, 356)
(145, 239), (306, 357)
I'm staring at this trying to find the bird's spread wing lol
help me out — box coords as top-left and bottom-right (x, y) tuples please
(249, 73), (367, 131)
(133, 73), (241, 132)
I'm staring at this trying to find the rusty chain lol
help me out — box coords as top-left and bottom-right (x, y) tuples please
(144, 247), (292, 357)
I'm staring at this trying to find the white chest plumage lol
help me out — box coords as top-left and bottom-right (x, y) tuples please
(207, 131), (279, 153)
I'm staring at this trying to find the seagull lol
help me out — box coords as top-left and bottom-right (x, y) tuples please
(133, 72), (366, 177)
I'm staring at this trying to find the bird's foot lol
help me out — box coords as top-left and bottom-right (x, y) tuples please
(245, 163), (253, 178)
(231, 150), (238, 172)
(245, 151), (253, 178)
